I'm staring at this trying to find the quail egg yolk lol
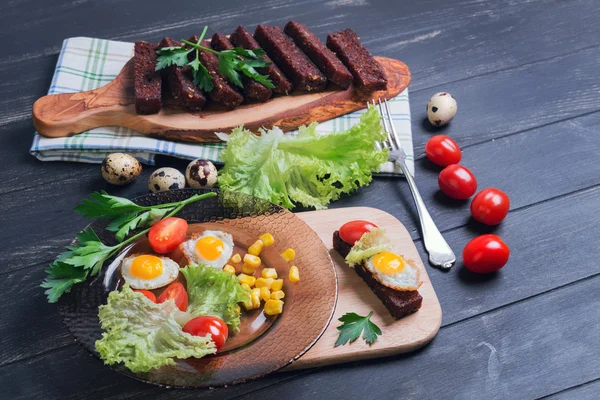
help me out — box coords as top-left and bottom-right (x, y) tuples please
(195, 236), (224, 261)
(130, 255), (164, 280)
(372, 251), (405, 275)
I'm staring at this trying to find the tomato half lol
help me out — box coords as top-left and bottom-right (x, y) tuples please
(148, 217), (188, 254)
(470, 188), (510, 225)
(438, 164), (477, 200)
(157, 282), (188, 312)
(339, 220), (378, 244)
(425, 135), (462, 167)
(463, 234), (510, 274)
(183, 316), (229, 352)
(134, 290), (156, 303)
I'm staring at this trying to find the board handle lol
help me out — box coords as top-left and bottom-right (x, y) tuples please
(32, 60), (135, 138)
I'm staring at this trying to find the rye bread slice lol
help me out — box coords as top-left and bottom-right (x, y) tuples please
(333, 230), (422, 320)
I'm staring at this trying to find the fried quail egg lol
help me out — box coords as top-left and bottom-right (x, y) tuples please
(121, 254), (180, 289)
(181, 230), (234, 269)
(364, 251), (421, 291)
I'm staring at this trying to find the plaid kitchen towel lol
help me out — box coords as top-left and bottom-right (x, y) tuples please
(30, 37), (414, 176)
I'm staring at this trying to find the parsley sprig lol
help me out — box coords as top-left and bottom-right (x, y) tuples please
(155, 26), (274, 92)
(41, 191), (216, 303)
(335, 311), (382, 346)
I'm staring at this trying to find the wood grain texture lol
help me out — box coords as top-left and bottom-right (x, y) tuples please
(292, 207), (441, 369)
(32, 57), (409, 141)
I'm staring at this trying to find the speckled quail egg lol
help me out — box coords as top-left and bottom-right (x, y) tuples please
(101, 153), (142, 185)
(185, 159), (218, 188)
(427, 92), (457, 127)
(148, 167), (186, 193)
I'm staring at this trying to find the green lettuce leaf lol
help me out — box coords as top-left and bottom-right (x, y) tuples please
(180, 264), (250, 332)
(95, 284), (216, 373)
(345, 228), (392, 267)
(218, 106), (388, 210)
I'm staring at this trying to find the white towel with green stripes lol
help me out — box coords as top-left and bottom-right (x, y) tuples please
(30, 37), (414, 176)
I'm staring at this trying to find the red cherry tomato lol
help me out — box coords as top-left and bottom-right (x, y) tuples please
(134, 290), (156, 303)
(339, 220), (378, 244)
(463, 234), (510, 274)
(425, 135), (462, 167)
(470, 188), (510, 225)
(157, 282), (188, 312)
(438, 164), (477, 200)
(183, 316), (229, 352)
(148, 217), (188, 254)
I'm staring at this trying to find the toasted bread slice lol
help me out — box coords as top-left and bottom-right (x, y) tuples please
(333, 230), (422, 319)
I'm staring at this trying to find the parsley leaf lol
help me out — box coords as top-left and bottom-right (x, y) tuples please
(74, 191), (146, 219)
(42, 192), (217, 303)
(155, 46), (192, 70)
(334, 311), (382, 347)
(154, 26), (274, 92)
(114, 208), (172, 242)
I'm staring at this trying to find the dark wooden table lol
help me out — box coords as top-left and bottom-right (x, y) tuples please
(2, 0), (599, 398)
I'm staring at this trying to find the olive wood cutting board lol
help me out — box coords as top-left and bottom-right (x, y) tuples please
(288, 206), (442, 369)
(32, 57), (410, 142)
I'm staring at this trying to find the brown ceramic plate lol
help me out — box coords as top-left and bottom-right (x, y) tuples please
(58, 189), (338, 388)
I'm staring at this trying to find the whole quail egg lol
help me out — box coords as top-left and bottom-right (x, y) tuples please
(148, 167), (186, 193)
(101, 153), (142, 185)
(427, 92), (457, 127)
(185, 159), (218, 188)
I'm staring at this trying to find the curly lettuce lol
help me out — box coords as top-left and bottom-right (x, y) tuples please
(218, 106), (387, 210)
(95, 284), (216, 373)
(180, 263), (250, 332)
(345, 228), (392, 267)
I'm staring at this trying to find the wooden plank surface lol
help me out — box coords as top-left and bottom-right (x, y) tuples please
(2, 0), (600, 398)
(293, 207), (441, 369)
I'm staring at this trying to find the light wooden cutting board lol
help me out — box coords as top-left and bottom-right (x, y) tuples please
(287, 207), (442, 369)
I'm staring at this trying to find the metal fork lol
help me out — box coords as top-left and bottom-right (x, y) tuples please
(372, 98), (456, 270)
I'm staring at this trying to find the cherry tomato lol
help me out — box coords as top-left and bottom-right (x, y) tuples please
(183, 316), (229, 352)
(339, 220), (378, 244)
(134, 290), (156, 303)
(463, 234), (510, 274)
(470, 188), (510, 225)
(148, 217), (188, 254)
(157, 282), (188, 312)
(438, 164), (477, 199)
(425, 135), (462, 167)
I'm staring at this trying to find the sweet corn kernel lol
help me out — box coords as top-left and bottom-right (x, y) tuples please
(264, 299), (284, 315)
(242, 264), (256, 275)
(271, 290), (285, 300)
(261, 268), (278, 279)
(223, 264), (236, 275)
(260, 287), (271, 302)
(238, 273), (256, 287)
(243, 297), (254, 310)
(241, 283), (251, 291)
(271, 279), (284, 291)
(255, 277), (274, 289)
(230, 253), (242, 264)
(260, 233), (275, 247)
(289, 266), (300, 282)
(281, 248), (295, 262)
(251, 288), (261, 308)
(243, 254), (261, 268)
(248, 240), (264, 256)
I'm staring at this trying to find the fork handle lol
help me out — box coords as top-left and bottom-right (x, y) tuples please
(392, 158), (456, 269)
